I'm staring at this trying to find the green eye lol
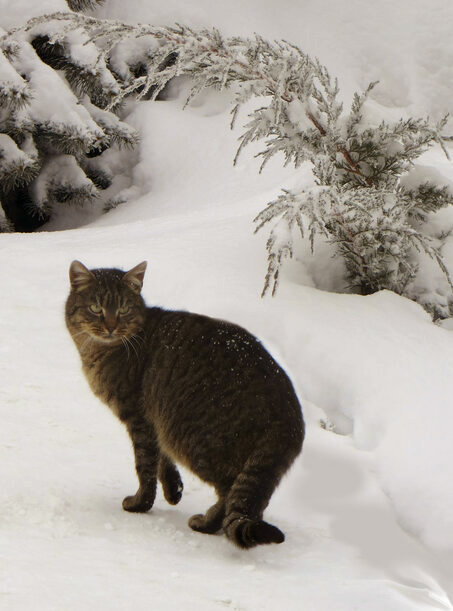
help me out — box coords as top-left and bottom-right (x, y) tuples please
(118, 305), (130, 315)
(89, 304), (102, 314)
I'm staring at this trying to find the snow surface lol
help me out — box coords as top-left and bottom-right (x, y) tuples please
(0, 133), (33, 170)
(2, 1), (453, 609)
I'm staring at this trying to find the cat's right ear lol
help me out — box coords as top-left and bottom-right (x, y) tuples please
(123, 261), (147, 294)
(69, 260), (95, 291)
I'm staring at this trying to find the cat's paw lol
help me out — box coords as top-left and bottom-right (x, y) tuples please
(188, 513), (206, 532)
(122, 493), (154, 513)
(159, 459), (184, 505)
(188, 513), (221, 534)
(162, 478), (183, 506)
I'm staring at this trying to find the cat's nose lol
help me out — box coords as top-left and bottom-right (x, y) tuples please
(104, 315), (117, 334)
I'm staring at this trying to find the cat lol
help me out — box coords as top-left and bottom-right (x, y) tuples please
(65, 260), (304, 548)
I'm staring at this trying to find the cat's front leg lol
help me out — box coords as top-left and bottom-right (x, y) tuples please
(123, 416), (159, 513)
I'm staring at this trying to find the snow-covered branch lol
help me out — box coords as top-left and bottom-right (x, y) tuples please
(0, 13), (138, 230)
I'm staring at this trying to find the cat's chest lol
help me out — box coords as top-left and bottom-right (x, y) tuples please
(82, 350), (140, 419)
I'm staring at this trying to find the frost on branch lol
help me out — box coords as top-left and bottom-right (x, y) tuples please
(255, 184), (453, 306)
(250, 73), (453, 315)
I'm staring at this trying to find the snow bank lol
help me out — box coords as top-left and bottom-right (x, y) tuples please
(267, 286), (453, 552)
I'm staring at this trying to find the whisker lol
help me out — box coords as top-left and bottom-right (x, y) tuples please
(71, 330), (89, 339)
(124, 336), (139, 360)
(121, 336), (130, 360)
(129, 334), (144, 350)
(80, 334), (93, 352)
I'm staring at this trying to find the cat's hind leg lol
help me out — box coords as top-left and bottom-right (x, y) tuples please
(158, 454), (183, 505)
(222, 438), (299, 548)
(188, 498), (226, 535)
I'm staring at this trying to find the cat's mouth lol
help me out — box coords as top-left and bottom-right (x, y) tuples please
(81, 325), (140, 346)
(87, 329), (122, 344)
(100, 333), (122, 343)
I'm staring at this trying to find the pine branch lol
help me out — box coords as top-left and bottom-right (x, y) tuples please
(2, 14), (378, 184)
(31, 35), (119, 108)
(0, 134), (40, 191)
(0, 18), (139, 230)
(0, 203), (14, 232)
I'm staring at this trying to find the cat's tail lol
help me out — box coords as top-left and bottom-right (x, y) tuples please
(223, 512), (285, 549)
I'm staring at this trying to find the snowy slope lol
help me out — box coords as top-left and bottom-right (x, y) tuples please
(2, 200), (453, 610)
(2, 1), (453, 609)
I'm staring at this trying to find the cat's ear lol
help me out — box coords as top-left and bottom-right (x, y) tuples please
(123, 261), (147, 294)
(69, 260), (95, 291)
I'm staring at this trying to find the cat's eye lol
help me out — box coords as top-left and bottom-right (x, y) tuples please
(89, 304), (102, 314)
(118, 305), (130, 315)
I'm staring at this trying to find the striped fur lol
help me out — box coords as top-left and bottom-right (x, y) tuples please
(65, 261), (304, 548)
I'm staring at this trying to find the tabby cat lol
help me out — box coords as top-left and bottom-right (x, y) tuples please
(65, 260), (304, 548)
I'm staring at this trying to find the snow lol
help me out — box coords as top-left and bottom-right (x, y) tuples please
(3, 220), (453, 610)
(286, 99), (318, 134)
(400, 165), (453, 195)
(0, 46), (27, 90)
(9, 37), (104, 142)
(30, 154), (96, 212)
(108, 36), (160, 81)
(0, 132), (34, 169)
(2, 0), (453, 609)
(0, 0), (66, 31)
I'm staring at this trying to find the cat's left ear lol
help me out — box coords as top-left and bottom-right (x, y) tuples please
(123, 261), (147, 294)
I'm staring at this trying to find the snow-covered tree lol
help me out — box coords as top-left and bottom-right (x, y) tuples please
(101, 21), (450, 314)
(251, 83), (453, 309)
(3, 13), (453, 316)
(0, 8), (137, 231)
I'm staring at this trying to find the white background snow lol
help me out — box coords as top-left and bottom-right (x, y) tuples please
(1, 0), (453, 609)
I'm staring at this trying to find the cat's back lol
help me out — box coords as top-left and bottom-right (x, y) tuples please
(144, 306), (288, 378)
(142, 306), (302, 422)
(141, 307), (303, 480)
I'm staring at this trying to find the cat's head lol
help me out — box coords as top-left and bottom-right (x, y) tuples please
(65, 261), (147, 344)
